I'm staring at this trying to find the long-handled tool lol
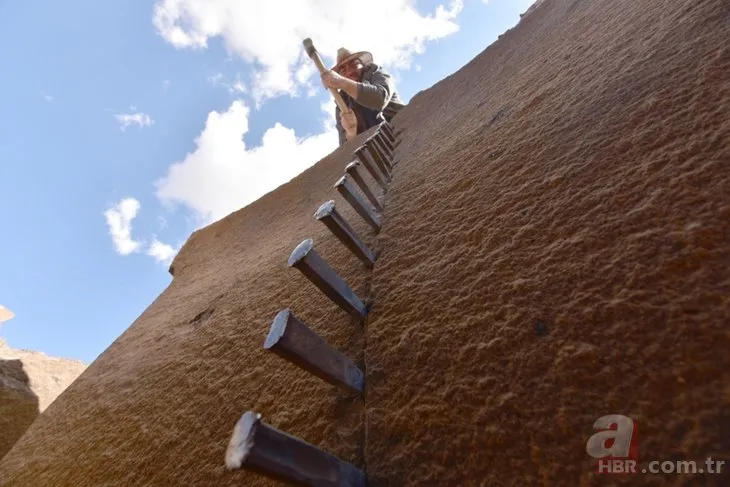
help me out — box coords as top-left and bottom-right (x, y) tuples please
(302, 38), (351, 114)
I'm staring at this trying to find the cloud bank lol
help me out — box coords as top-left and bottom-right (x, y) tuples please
(115, 111), (154, 131)
(152, 0), (464, 102)
(104, 198), (179, 264)
(154, 100), (338, 223)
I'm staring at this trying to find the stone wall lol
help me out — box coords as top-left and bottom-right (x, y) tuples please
(0, 338), (86, 460)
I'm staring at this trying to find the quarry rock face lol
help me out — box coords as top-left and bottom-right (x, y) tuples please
(1, 0), (728, 485)
(0, 338), (86, 461)
(521, 0), (547, 18)
(0, 355), (38, 461)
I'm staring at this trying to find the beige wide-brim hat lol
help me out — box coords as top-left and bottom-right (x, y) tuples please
(331, 47), (373, 72)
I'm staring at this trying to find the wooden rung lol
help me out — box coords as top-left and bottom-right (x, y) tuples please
(369, 133), (393, 165)
(378, 130), (394, 153)
(334, 175), (381, 233)
(372, 127), (394, 153)
(379, 121), (395, 142)
(226, 411), (367, 487)
(365, 141), (391, 180)
(354, 146), (389, 189)
(372, 135), (393, 168)
(288, 238), (368, 318)
(315, 200), (377, 268)
(345, 161), (382, 212)
(264, 309), (365, 394)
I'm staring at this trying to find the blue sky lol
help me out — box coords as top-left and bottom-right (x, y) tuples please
(0, 0), (535, 363)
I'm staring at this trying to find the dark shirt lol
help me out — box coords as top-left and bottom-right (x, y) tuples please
(335, 63), (404, 146)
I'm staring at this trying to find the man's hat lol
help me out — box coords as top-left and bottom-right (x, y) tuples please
(331, 47), (373, 72)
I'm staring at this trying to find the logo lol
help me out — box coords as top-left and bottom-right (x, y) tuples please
(586, 414), (638, 474)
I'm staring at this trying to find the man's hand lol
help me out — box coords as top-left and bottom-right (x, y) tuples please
(321, 70), (348, 90)
(340, 109), (357, 140)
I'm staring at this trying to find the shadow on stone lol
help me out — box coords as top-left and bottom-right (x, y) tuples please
(0, 358), (40, 460)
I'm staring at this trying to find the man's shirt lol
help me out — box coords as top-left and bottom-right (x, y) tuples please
(335, 63), (405, 146)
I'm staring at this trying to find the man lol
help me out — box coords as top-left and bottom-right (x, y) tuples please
(321, 47), (404, 146)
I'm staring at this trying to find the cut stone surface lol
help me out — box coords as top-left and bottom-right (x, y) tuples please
(0, 338), (86, 460)
(1, 0), (728, 485)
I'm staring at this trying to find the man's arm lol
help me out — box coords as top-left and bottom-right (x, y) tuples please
(322, 67), (395, 112)
(355, 68), (394, 111)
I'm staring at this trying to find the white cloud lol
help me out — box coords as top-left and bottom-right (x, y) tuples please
(158, 215), (169, 230)
(104, 198), (143, 255)
(154, 99), (338, 224)
(104, 198), (180, 265)
(162, 79), (171, 92)
(147, 239), (179, 263)
(115, 111), (154, 131)
(207, 72), (224, 85)
(320, 100), (337, 131)
(231, 79), (246, 94)
(208, 72), (247, 95)
(43, 93), (54, 102)
(152, 0), (464, 103)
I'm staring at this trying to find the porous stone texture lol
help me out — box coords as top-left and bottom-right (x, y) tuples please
(0, 339), (86, 460)
(0, 126), (382, 486)
(1, 0), (728, 485)
(366, 0), (730, 485)
(0, 357), (38, 461)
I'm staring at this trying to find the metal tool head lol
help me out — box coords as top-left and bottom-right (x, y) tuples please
(302, 38), (316, 57)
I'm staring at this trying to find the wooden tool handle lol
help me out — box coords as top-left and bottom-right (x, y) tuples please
(303, 38), (350, 114)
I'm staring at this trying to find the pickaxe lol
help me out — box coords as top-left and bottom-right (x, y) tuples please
(302, 38), (351, 115)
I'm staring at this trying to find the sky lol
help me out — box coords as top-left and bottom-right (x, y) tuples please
(0, 0), (536, 364)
